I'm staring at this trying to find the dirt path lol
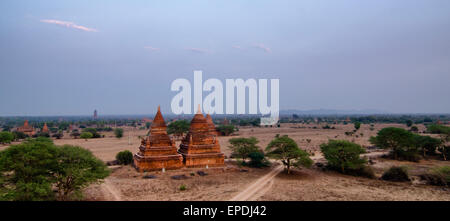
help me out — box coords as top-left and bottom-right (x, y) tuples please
(101, 178), (122, 201)
(229, 165), (284, 201)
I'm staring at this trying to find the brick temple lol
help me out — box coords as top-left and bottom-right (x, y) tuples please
(16, 120), (35, 136)
(178, 106), (225, 168)
(133, 106), (183, 172)
(41, 123), (49, 133)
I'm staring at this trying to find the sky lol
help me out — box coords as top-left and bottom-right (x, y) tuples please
(1, 0), (450, 116)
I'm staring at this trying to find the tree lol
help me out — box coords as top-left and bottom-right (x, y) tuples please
(116, 150), (133, 165)
(0, 131), (14, 144)
(228, 137), (260, 162)
(320, 140), (368, 174)
(406, 120), (413, 127)
(0, 138), (58, 200)
(354, 122), (361, 131)
(12, 131), (28, 140)
(70, 131), (80, 139)
(0, 138), (109, 201)
(369, 127), (416, 160)
(414, 135), (442, 157)
(82, 128), (101, 138)
(114, 128), (124, 139)
(54, 145), (110, 200)
(427, 124), (450, 134)
(167, 120), (190, 139)
(80, 132), (93, 141)
(266, 135), (312, 174)
(217, 125), (236, 136)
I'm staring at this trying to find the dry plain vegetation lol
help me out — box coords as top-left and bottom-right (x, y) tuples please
(2, 123), (449, 201)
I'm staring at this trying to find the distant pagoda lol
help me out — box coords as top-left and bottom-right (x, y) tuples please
(133, 106), (183, 172)
(16, 120), (36, 136)
(93, 110), (98, 120)
(41, 123), (49, 133)
(178, 105), (224, 168)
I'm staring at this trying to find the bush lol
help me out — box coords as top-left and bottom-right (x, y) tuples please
(0, 131), (14, 144)
(114, 128), (124, 138)
(247, 151), (269, 168)
(80, 132), (93, 140)
(320, 140), (367, 172)
(427, 124), (450, 134)
(381, 166), (410, 182)
(217, 125), (236, 136)
(116, 150), (133, 165)
(179, 185), (186, 191)
(420, 166), (450, 186)
(369, 127), (419, 161)
(228, 137), (260, 162)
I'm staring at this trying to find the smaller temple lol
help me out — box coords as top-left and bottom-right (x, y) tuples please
(206, 114), (219, 136)
(178, 105), (224, 168)
(133, 106), (183, 172)
(41, 123), (49, 133)
(16, 120), (35, 136)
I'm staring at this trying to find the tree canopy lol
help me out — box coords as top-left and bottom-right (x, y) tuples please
(266, 135), (312, 174)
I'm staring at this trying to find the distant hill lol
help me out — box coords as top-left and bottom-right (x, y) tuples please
(280, 109), (389, 116)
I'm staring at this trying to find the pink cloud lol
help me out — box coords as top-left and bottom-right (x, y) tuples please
(40, 19), (98, 32)
(253, 43), (272, 53)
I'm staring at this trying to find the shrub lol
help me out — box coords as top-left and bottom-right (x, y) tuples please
(248, 151), (269, 168)
(116, 150), (133, 165)
(381, 166), (410, 182)
(217, 125), (236, 136)
(420, 166), (450, 186)
(114, 128), (124, 138)
(427, 124), (450, 134)
(82, 128), (101, 138)
(80, 132), (93, 140)
(228, 137), (260, 162)
(179, 185), (187, 191)
(320, 140), (373, 178)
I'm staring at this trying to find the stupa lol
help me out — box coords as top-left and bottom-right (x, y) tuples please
(41, 123), (49, 133)
(178, 105), (224, 168)
(17, 120), (35, 136)
(206, 113), (219, 136)
(133, 106), (183, 172)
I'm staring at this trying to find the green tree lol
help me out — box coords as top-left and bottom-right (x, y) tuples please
(12, 131), (28, 140)
(414, 135), (442, 157)
(354, 121), (361, 131)
(167, 120), (190, 139)
(114, 128), (124, 139)
(116, 150), (133, 165)
(266, 135), (312, 174)
(82, 128), (101, 138)
(0, 138), (109, 201)
(0, 138), (58, 200)
(369, 127), (416, 160)
(406, 120), (413, 127)
(228, 137), (260, 162)
(80, 132), (93, 141)
(217, 125), (236, 136)
(320, 140), (367, 173)
(54, 145), (110, 200)
(0, 131), (14, 144)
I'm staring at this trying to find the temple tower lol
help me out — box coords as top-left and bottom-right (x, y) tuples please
(178, 105), (224, 168)
(133, 106), (183, 172)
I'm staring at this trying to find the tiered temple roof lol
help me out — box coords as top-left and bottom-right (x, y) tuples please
(178, 105), (224, 168)
(42, 123), (49, 133)
(16, 120), (35, 136)
(133, 106), (183, 171)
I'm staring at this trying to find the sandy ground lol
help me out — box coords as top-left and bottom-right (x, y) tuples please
(1, 123), (449, 201)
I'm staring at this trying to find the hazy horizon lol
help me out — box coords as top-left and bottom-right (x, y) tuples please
(1, 0), (450, 116)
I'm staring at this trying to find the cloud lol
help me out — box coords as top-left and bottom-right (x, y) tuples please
(40, 19), (98, 32)
(144, 46), (160, 51)
(252, 43), (271, 53)
(185, 47), (210, 54)
(232, 45), (242, 49)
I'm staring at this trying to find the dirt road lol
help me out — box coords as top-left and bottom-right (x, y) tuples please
(229, 165), (284, 201)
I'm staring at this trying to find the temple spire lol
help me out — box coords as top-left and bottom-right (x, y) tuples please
(196, 104), (202, 114)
